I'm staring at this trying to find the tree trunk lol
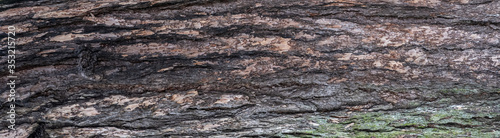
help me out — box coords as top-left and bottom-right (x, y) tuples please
(1, 0), (499, 137)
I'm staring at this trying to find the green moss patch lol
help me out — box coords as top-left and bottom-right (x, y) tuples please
(276, 104), (499, 138)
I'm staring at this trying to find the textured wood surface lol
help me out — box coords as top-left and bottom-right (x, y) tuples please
(1, 0), (499, 137)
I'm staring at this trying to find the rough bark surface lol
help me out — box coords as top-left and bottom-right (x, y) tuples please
(1, 0), (499, 137)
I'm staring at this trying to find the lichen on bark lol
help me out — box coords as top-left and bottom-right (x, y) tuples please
(0, 0), (499, 137)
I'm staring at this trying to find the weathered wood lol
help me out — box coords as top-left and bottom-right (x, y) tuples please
(0, 0), (499, 137)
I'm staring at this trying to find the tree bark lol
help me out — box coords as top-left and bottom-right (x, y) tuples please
(1, 0), (499, 137)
